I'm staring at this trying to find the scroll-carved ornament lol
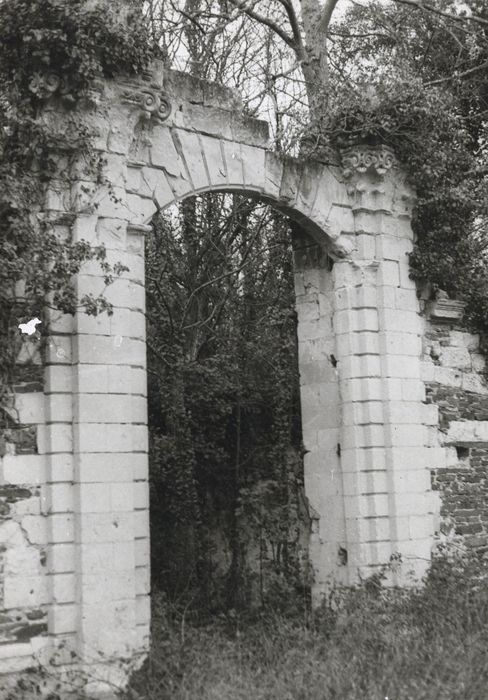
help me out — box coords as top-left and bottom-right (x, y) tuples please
(28, 71), (90, 105)
(121, 86), (171, 122)
(341, 145), (395, 178)
(29, 71), (62, 99)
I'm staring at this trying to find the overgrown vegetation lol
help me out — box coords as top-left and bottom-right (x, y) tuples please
(146, 0), (488, 332)
(126, 551), (488, 700)
(145, 0), (488, 612)
(0, 0), (152, 408)
(147, 195), (309, 611)
(324, 0), (488, 331)
(6, 552), (488, 698)
(0, 1), (486, 698)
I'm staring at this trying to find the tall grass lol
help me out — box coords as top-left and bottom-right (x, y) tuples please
(126, 552), (488, 700)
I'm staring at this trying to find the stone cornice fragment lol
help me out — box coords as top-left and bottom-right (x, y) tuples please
(427, 296), (466, 322)
(120, 85), (171, 122)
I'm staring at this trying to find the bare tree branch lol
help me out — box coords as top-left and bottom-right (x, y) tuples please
(275, 0), (304, 50)
(425, 58), (488, 86)
(392, 0), (488, 28)
(329, 30), (394, 39)
(318, 0), (341, 35)
(227, 0), (297, 49)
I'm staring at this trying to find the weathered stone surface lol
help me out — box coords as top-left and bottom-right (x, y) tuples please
(422, 316), (488, 553)
(428, 297), (466, 322)
(200, 135), (227, 188)
(241, 143), (266, 192)
(5, 63), (488, 695)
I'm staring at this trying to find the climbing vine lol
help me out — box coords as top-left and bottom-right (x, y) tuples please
(323, 78), (488, 330)
(323, 2), (488, 333)
(0, 0), (153, 408)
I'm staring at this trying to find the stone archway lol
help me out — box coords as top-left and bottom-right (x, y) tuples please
(64, 68), (354, 666)
(0, 64), (440, 686)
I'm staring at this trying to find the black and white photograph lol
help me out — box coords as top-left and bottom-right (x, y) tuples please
(1, 1), (488, 698)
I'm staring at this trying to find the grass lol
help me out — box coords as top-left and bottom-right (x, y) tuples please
(126, 553), (488, 700)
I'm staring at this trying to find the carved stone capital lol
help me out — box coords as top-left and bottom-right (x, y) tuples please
(121, 86), (171, 122)
(29, 71), (103, 106)
(29, 71), (62, 99)
(340, 145), (395, 179)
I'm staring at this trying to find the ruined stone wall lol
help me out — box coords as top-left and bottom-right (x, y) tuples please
(2, 60), (487, 691)
(420, 303), (488, 554)
(0, 338), (50, 671)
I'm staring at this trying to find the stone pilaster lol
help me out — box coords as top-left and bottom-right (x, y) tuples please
(69, 212), (149, 665)
(334, 145), (440, 583)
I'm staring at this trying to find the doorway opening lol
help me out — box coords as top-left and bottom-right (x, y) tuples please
(146, 191), (313, 617)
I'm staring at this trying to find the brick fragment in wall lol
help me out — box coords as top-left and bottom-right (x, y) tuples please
(12, 365), (44, 393)
(431, 448), (488, 552)
(425, 384), (488, 428)
(0, 486), (36, 520)
(0, 608), (48, 644)
(0, 425), (38, 457)
(423, 314), (488, 552)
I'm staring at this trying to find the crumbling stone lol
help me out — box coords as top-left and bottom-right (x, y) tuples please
(1, 61), (487, 695)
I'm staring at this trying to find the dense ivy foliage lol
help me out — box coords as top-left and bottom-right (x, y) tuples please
(326, 1), (488, 331)
(0, 0), (152, 97)
(0, 0), (152, 407)
(147, 195), (309, 610)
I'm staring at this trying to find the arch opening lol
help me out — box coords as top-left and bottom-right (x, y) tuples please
(145, 189), (342, 615)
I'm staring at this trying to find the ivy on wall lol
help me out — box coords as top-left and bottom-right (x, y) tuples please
(0, 0), (153, 408)
(324, 79), (488, 332)
(324, 3), (488, 334)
